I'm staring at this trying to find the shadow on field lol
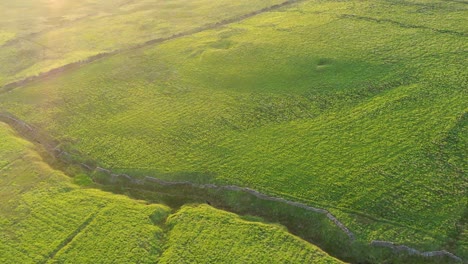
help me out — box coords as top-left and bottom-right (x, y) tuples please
(0, 111), (462, 264)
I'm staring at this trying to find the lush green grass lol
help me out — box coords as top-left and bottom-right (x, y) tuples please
(1, 0), (467, 259)
(0, 122), (172, 263)
(0, 122), (342, 263)
(0, 0), (286, 86)
(2, 0), (465, 257)
(160, 204), (343, 264)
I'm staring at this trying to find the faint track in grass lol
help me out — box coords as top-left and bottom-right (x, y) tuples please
(42, 211), (99, 263)
(441, 0), (468, 4)
(340, 14), (467, 37)
(0, 157), (22, 173)
(0, 0), (307, 95)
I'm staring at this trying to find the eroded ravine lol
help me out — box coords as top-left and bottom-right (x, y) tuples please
(0, 112), (463, 263)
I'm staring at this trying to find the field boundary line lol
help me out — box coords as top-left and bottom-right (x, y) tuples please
(42, 211), (99, 263)
(95, 169), (463, 262)
(0, 0), (306, 95)
(340, 14), (467, 37)
(0, 112), (464, 263)
(0, 155), (27, 173)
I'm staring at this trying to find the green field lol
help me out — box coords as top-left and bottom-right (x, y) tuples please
(0, 0), (287, 86)
(0, 122), (170, 263)
(0, 122), (341, 263)
(160, 204), (341, 263)
(0, 0), (466, 262)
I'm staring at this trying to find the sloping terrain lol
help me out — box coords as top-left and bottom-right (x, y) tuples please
(160, 204), (341, 264)
(0, 122), (341, 263)
(0, 122), (170, 263)
(0, 0), (287, 86)
(0, 0), (466, 262)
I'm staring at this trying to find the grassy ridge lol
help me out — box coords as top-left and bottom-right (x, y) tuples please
(0, 0), (286, 86)
(1, 0), (466, 256)
(160, 204), (343, 263)
(0, 122), (170, 263)
(2, 1), (465, 257)
(0, 121), (343, 263)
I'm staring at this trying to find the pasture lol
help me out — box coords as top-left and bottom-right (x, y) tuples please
(0, 0), (466, 262)
(160, 204), (343, 263)
(0, 122), (169, 263)
(0, 121), (341, 263)
(0, 0), (286, 86)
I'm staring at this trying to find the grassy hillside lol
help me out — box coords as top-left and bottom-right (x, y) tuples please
(0, 0), (286, 86)
(0, 0), (466, 261)
(0, 122), (170, 263)
(160, 204), (342, 264)
(0, 121), (342, 263)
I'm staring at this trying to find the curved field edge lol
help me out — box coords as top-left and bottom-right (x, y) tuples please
(0, 113), (463, 263)
(160, 204), (342, 264)
(0, 121), (343, 264)
(0, 121), (170, 263)
(0, 0), (466, 261)
(1, 0), (466, 257)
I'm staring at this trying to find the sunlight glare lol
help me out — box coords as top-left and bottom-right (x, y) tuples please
(46, 0), (65, 10)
